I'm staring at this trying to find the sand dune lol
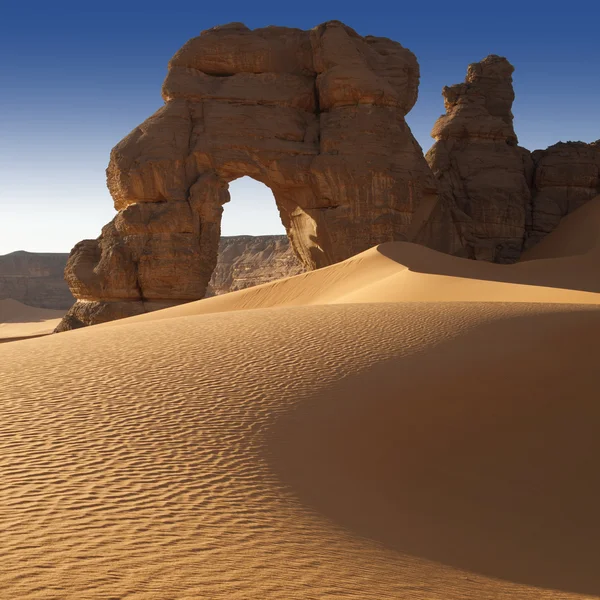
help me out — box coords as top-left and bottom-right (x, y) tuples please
(103, 242), (600, 328)
(1, 202), (599, 599)
(0, 298), (65, 342)
(113, 198), (600, 325)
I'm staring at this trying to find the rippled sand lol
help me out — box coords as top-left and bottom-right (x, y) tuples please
(2, 200), (600, 599)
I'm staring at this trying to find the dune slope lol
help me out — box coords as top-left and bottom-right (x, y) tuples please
(1, 201), (600, 599)
(0, 298), (65, 341)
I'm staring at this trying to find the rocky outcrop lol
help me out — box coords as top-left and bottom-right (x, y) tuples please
(527, 141), (600, 249)
(207, 235), (305, 296)
(418, 56), (600, 262)
(58, 20), (437, 330)
(0, 252), (73, 309)
(418, 56), (533, 263)
(57, 31), (600, 331)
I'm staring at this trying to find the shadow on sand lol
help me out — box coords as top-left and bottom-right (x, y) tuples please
(267, 307), (600, 596)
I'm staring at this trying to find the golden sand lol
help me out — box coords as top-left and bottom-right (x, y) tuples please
(0, 298), (64, 342)
(1, 199), (600, 599)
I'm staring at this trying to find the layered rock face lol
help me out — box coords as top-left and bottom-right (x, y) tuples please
(59, 20), (437, 330)
(0, 252), (73, 309)
(207, 235), (305, 296)
(527, 141), (600, 249)
(419, 56), (533, 263)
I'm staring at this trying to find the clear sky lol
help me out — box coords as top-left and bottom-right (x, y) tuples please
(1, 0), (599, 254)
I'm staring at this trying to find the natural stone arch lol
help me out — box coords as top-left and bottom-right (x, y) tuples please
(58, 20), (437, 330)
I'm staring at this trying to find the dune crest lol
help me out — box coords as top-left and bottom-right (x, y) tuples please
(110, 197), (600, 326)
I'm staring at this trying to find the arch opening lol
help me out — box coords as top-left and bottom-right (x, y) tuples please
(221, 177), (286, 237)
(206, 176), (304, 297)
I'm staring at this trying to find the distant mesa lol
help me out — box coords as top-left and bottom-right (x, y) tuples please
(0, 251), (73, 310)
(56, 21), (600, 330)
(0, 237), (303, 314)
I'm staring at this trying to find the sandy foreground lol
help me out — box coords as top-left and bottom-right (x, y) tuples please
(1, 201), (600, 599)
(0, 298), (65, 342)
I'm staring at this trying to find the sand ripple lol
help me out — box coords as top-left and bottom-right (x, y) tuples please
(2, 302), (599, 598)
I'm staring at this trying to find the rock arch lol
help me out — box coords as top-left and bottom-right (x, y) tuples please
(58, 20), (437, 330)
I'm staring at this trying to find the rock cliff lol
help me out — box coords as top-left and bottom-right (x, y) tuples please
(0, 252), (73, 310)
(58, 20), (437, 330)
(0, 240), (302, 316)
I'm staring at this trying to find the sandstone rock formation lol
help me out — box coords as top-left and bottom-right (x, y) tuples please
(418, 55), (533, 263)
(58, 20), (437, 330)
(527, 141), (600, 249)
(57, 27), (600, 331)
(206, 235), (305, 296)
(418, 56), (600, 262)
(0, 252), (73, 309)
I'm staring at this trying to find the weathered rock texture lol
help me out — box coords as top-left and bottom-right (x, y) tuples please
(0, 252), (73, 309)
(59, 20), (437, 330)
(58, 31), (600, 330)
(418, 55), (600, 263)
(527, 141), (600, 249)
(207, 235), (305, 296)
(418, 55), (533, 263)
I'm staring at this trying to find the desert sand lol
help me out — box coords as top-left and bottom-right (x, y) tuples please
(0, 298), (65, 342)
(1, 200), (600, 599)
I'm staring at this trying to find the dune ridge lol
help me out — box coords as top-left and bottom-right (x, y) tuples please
(112, 199), (600, 325)
(1, 199), (599, 599)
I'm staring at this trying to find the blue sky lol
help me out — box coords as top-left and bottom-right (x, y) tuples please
(1, 0), (599, 254)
